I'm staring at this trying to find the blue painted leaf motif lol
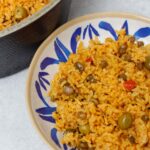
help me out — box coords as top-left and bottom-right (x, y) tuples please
(41, 77), (50, 86)
(88, 25), (93, 39)
(39, 72), (49, 76)
(99, 21), (118, 40)
(38, 72), (50, 91)
(36, 107), (56, 115)
(40, 57), (59, 70)
(35, 81), (49, 107)
(39, 115), (55, 123)
(56, 38), (71, 58)
(134, 27), (150, 39)
(71, 27), (82, 53)
(90, 24), (100, 36)
(39, 77), (47, 91)
(63, 144), (68, 150)
(51, 128), (61, 148)
(83, 25), (89, 39)
(55, 41), (67, 62)
(121, 20), (129, 35)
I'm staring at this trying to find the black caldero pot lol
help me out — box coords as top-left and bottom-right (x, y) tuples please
(0, 0), (71, 78)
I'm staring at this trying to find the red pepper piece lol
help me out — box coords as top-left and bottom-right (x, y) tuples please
(86, 57), (93, 64)
(123, 80), (137, 91)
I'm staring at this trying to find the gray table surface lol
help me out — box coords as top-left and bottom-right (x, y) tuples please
(0, 0), (150, 149)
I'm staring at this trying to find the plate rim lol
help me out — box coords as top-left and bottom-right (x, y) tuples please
(26, 12), (150, 150)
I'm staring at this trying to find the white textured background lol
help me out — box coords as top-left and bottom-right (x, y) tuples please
(0, 0), (150, 150)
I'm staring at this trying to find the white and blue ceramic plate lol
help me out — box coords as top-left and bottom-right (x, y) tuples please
(26, 12), (150, 150)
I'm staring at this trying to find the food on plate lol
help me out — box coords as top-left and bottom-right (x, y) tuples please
(0, 0), (51, 31)
(49, 30), (150, 149)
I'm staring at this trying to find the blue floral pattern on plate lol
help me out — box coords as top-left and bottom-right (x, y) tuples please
(34, 20), (150, 150)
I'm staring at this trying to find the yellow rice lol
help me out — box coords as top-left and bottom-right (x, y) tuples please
(0, 0), (51, 31)
(50, 30), (150, 150)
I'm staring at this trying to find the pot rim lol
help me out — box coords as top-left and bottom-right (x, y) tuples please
(0, 0), (61, 38)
